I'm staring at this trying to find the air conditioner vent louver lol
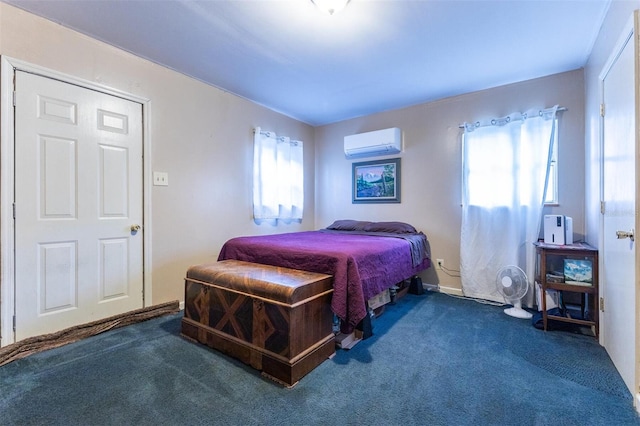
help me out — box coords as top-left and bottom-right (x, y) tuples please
(344, 127), (402, 159)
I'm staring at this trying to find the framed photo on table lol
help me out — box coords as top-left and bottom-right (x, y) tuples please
(352, 158), (400, 204)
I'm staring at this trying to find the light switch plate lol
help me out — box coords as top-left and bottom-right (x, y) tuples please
(153, 171), (169, 186)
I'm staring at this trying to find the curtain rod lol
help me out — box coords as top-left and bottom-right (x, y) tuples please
(458, 106), (567, 129)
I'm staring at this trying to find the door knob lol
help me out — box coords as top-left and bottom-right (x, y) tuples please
(131, 224), (142, 233)
(616, 229), (634, 242)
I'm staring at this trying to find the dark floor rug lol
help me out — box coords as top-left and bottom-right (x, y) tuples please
(1, 291), (638, 425)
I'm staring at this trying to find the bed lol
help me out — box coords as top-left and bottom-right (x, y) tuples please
(217, 220), (431, 331)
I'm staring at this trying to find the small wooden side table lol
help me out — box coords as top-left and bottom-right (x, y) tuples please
(534, 241), (599, 336)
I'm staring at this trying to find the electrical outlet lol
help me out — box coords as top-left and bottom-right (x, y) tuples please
(436, 258), (444, 270)
(153, 171), (169, 186)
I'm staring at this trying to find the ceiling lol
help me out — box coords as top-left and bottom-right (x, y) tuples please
(4, 0), (611, 126)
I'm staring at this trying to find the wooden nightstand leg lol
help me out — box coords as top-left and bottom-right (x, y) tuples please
(542, 283), (548, 331)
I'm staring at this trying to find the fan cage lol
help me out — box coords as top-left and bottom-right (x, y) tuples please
(496, 265), (529, 301)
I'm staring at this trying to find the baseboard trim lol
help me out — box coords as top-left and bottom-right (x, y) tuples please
(433, 284), (464, 296)
(422, 282), (439, 292)
(0, 300), (179, 367)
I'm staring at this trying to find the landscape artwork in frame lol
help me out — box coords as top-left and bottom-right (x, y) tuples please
(352, 158), (401, 203)
(563, 259), (593, 286)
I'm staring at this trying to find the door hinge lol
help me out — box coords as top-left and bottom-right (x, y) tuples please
(600, 201), (606, 215)
(12, 203), (16, 219)
(599, 297), (605, 312)
(12, 315), (16, 332)
(600, 103), (605, 117)
(12, 91), (16, 107)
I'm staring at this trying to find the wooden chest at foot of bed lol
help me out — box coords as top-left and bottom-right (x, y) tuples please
(181, 260), (335, 386)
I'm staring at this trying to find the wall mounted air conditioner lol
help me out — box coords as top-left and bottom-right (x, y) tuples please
(344, 127), (402, 159)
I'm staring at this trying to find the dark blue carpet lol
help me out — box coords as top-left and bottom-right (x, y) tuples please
(1, 292), (638, 425)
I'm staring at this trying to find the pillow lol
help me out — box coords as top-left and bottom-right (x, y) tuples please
(363, 221), (417, 234)
(325, 220), (372, 231)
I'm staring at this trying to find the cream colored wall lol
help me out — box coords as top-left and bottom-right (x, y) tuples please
(0, 3), (315, 305)
(314, 70), (586, 293)
(584, 1), (639, 248)
(0, 1), (598, 303)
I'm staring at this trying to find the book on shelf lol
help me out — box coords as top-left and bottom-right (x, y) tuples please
(546, 273), (565, 283)
(535, 281), (559, 310)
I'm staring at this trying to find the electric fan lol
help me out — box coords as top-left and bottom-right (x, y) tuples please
(495, 265), (532, 319)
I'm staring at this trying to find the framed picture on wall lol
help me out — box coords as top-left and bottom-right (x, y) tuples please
(352, 158), (401, 204)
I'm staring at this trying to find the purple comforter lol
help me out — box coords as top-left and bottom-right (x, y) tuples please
(218, 231), (429, 328)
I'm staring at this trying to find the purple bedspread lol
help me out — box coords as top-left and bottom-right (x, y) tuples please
(217, 231), (429, 328)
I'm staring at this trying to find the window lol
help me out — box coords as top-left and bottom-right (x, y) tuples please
(462, 114), (559, 208)
(544, 119), (559, 205)
(253, 128), (304, 222)
(464, 126), (518, 208)
(460, 106), (561, 303)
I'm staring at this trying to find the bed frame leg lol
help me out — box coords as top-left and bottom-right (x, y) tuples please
(409, 275), (424, 295)
(357, 311), (374, 339)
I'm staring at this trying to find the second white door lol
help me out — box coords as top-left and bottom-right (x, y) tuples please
(601, 14), (637, 395)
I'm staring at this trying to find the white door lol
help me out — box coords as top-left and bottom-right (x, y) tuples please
(601, 15), (637, 395)
(14, 71), (144, 340)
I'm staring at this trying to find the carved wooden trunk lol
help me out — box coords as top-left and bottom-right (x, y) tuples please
(181, 260), (335, 386)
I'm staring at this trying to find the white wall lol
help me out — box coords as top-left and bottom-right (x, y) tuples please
(0, 0), (612, 302)
(314, 70), (586, 293)
(0, 3), (315, 305)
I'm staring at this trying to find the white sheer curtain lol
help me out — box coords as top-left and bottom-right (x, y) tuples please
(460, 106), (559, 304)
(253, 127), (304, 222)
